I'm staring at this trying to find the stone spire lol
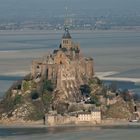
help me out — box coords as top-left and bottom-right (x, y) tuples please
(64, 7), (69, 30)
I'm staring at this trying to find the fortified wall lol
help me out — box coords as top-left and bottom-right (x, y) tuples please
(46, 110), (101, 126)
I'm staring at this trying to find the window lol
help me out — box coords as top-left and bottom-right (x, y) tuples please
(63, 40), (66, 44)
(63, 40), (69, 44)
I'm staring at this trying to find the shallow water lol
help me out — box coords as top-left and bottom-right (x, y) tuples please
(103, 80), (140, 94)
(0, 126), (140, 140)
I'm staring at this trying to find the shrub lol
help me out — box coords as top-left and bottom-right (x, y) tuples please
(6, 94), (22, 109)
(43, 80), (54, 92)
(27, 101), (45, 121)
(22, 81), (30, 91)
(31, 81), (37, 89)
(80, 84), (91, 96)
(42, 92), (52, 106)
(31, 92), (39, 100)
(90, 95), (101, 106)
(27, 109), (44, 121)
(89, 77), (102, 85)
(13, 94), (22, 105)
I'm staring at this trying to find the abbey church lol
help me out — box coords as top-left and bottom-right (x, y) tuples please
(31, 28), (94, 102)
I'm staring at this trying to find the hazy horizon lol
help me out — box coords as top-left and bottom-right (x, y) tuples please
(0, 0), (140, 22)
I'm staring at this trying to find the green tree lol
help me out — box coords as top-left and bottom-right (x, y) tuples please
(90, 95), (101, 106)
(22, 81), (30, 91)
(43, 80), (54, 92)
(31, 92), (39, 100)
(80, 84), (91, 96)
(89, 77), (102, 85)
(42, 92), (52, 106)
(13, 94), (22, 105)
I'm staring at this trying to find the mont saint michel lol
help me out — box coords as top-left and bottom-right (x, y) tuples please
(0, 27), (139, 127)
(1, 0), (140, 140)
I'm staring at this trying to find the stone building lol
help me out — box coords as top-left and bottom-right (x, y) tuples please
(78, 110), (101, 124)
(31, 28), (94, 101)
(46, 110), (101, 126)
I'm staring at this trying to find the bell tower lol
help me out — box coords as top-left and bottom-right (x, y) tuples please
(61, 28), (72, 49)
(61, 7), (72, 50)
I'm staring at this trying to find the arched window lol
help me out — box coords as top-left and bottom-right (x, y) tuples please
(63, 40), (69, 44)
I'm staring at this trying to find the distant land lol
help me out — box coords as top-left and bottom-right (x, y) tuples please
(1, 16), (140, 31)
(1, 0), (140, 31)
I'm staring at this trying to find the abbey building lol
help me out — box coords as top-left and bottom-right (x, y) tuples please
(31, 28), (94, 102)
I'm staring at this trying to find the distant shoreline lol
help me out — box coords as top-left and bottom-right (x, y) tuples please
(1, 29), (140, 36)
(0, 121), (140, 129)
(95, 72), (140, 84)
(1, 71), (140, 83)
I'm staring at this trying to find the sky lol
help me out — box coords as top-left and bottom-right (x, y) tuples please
(0, 0), (140, 22)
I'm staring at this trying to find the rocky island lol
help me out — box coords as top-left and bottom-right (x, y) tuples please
(0, 28), (139, 126)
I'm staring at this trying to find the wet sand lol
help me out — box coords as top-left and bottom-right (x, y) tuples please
(95, 72), (140, 83)
(1, 123), (140, 140)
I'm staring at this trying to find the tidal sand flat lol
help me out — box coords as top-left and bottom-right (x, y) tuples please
(0, 30), (140, 96)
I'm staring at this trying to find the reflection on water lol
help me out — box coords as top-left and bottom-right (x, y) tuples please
(1, 125), (140, 140)
(0, 127), (48, 136)
(0, 126), (99, 136)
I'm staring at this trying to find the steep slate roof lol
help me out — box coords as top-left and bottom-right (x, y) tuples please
(62, 28), (71, 39)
